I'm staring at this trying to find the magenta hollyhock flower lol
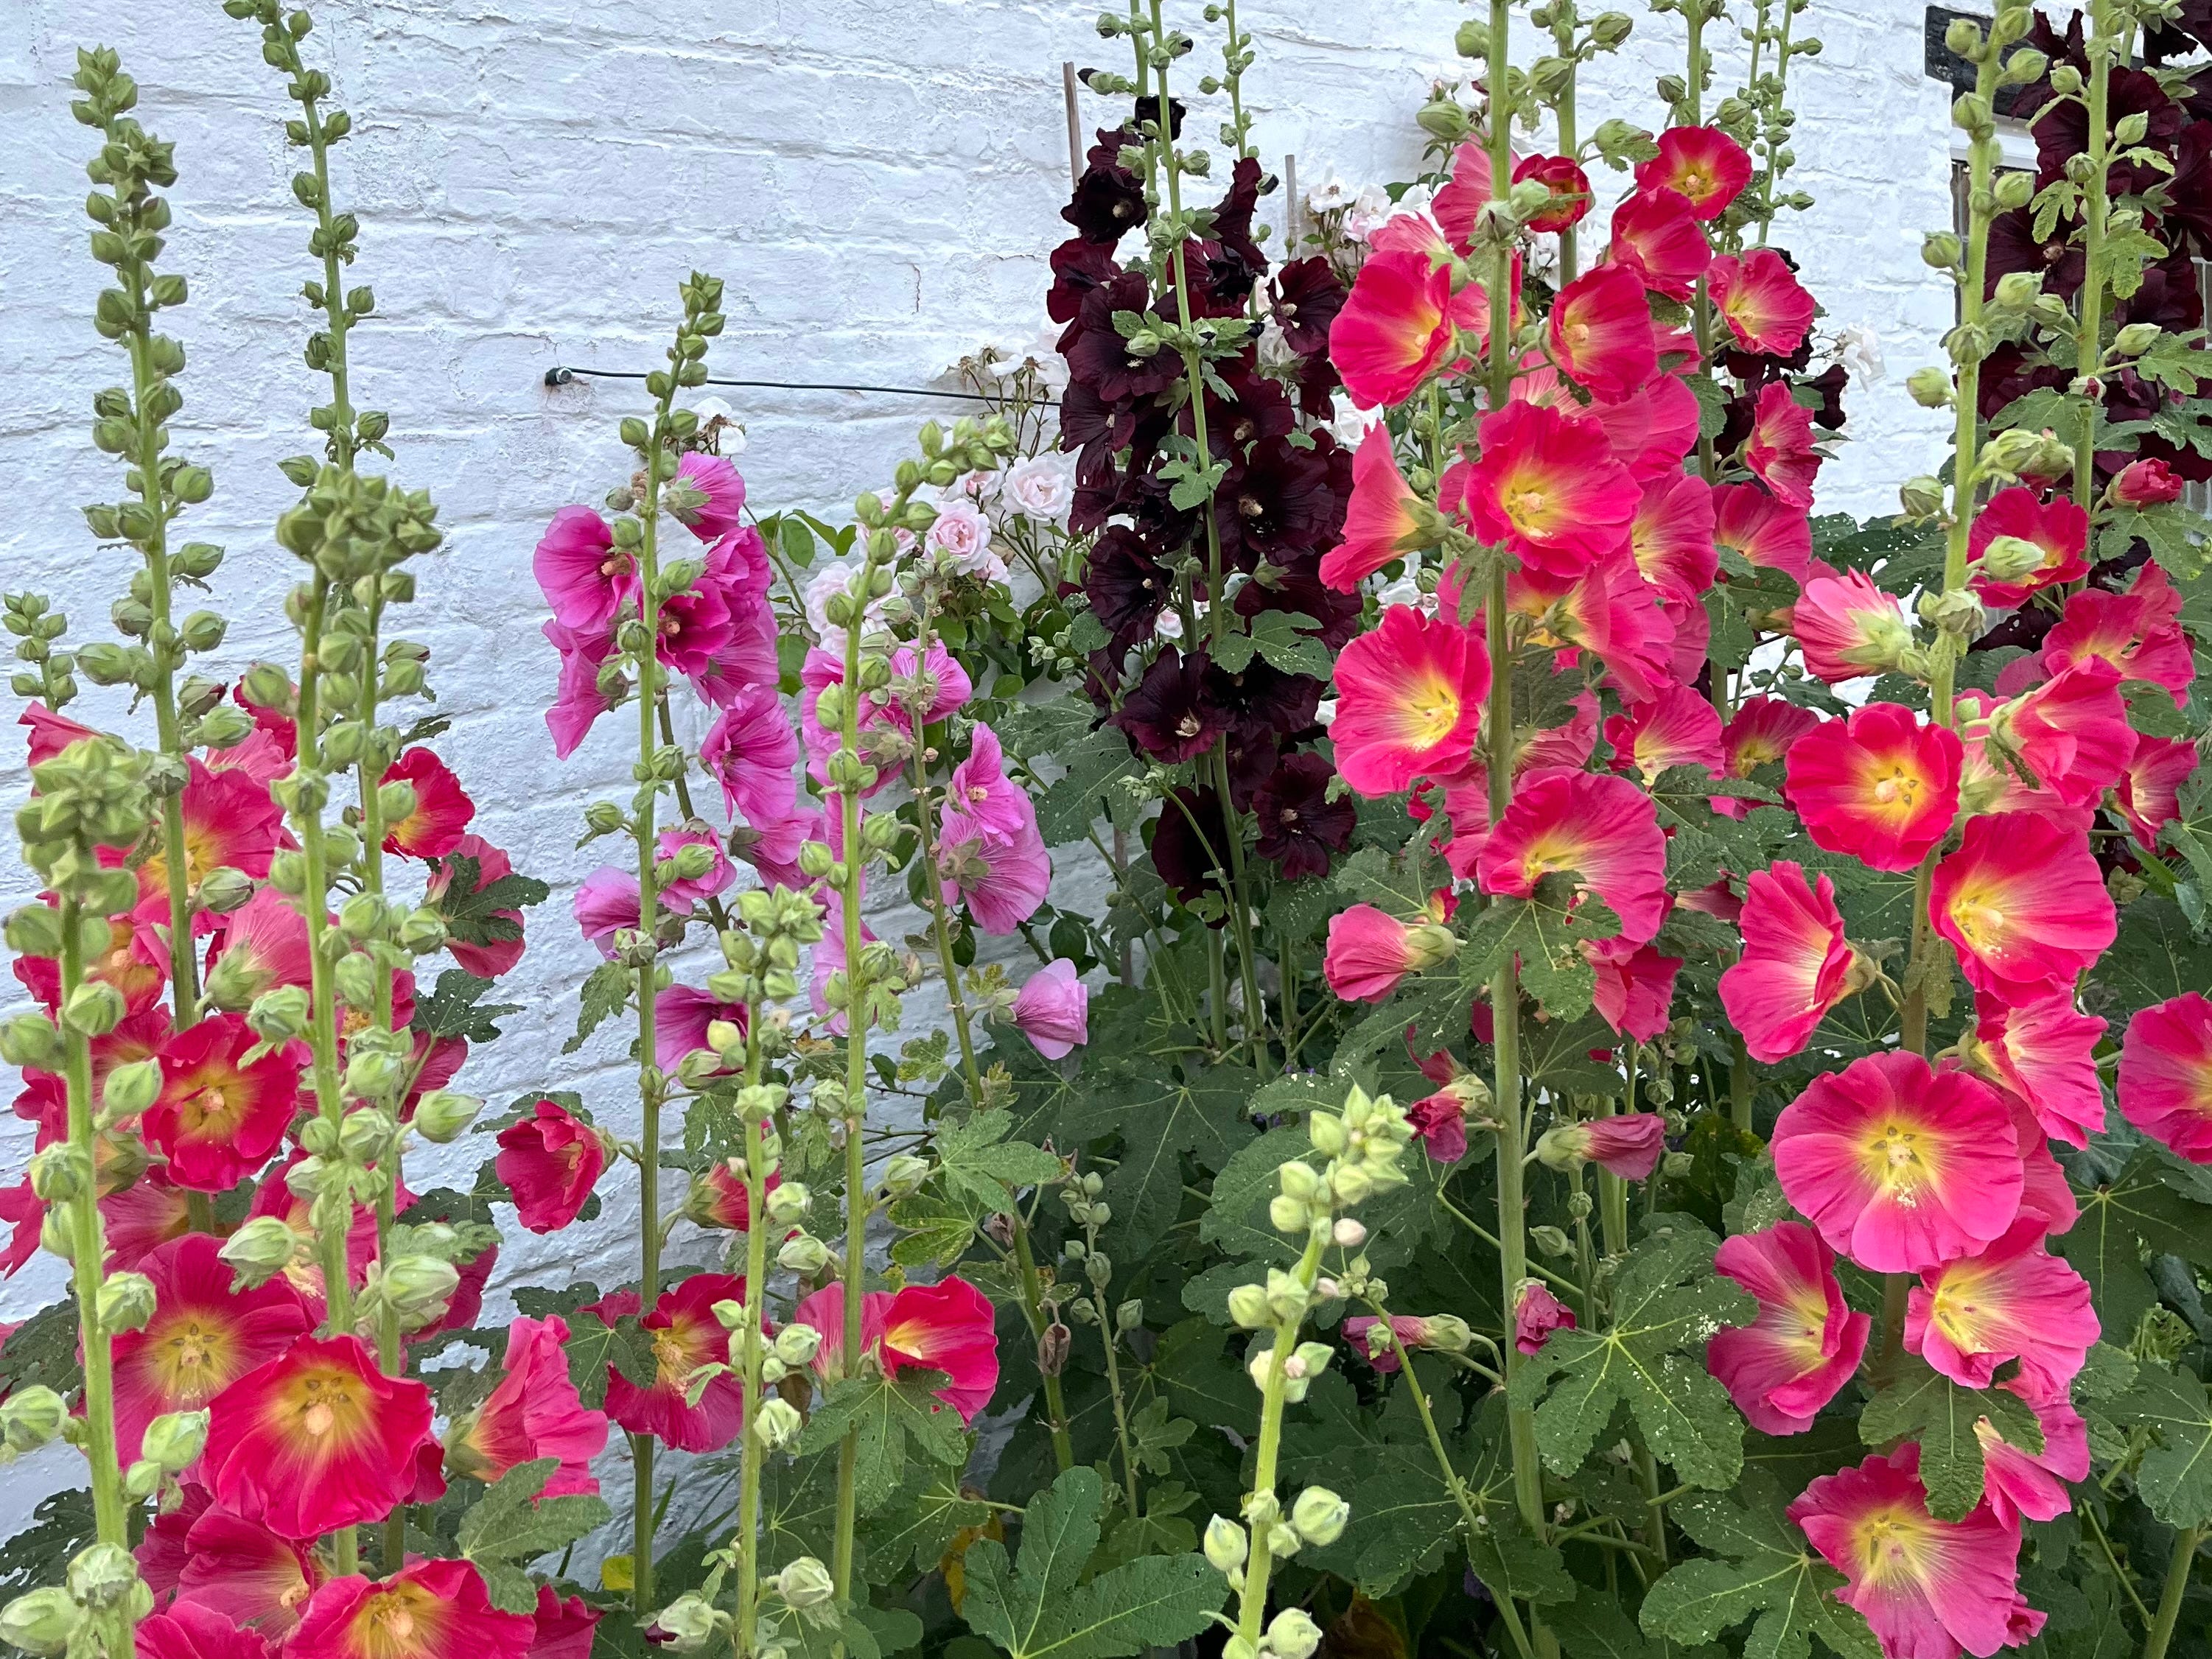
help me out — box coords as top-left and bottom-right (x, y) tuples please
(1968, 487), (2088, 608)
(1546, 262), (1657, 402)
(2112, 456), (2185, 506)
(1931, 813), (2115, 1005)
(1540, 1110), (1667, 1178)
(2119, 734), (2195, 849)
(1012, 959), (1090, 1059)
(603, 1273), (750, 1453)
(445, 1314), (609, 1497)
(1603, 684), (1723, 782)
(1320, 423), (1427, 592)
(1513, 1282), (1577, 1356)
(2119, 992), (2212, 1162)
(1978, 1386), (2089, 1527)
(1342, 1313), (1435, 1372)
(1513, 152), (1592, 231)
(136, 1600), (276, 1659)
(1477, 769), (1669, 944)
(648, 580), (735, 680)
(1628, 471), (1718, 600)
(1772, 1051), (2023, 1274)
(949, 725), (1029, 843)
(1720, 862), (1868, 1064)
(654, 985), (747, 1073)
(1408, 1075), (1485, 1164)
(1968, 991), (2106, 1148)
(670, 451), (748, 545)
(1593, 372), (1702, 483)
(494, 1101), (609, 1234)
(1586, 937), (1681, 1042)
(379, 748), (475, 857)
(1788, 1446), (2044, 1658)
(167, 1498), (327, 1639)
(103, 757), (284, 930)
(733, 806), (822, 891)
(2041, 563), (2195, 702)
(203, 887), (313, 1010)
(1635, 126), (1753, 219)
(690, 1158), (780, 1232)
(1329, 248), (1455, 407)
(1792, 569), (1910, 684)
(543, 619), (620, 760)
(1329, 605), (1489, 796)
(1708, 1222), (1869, 1436)
(525, 1588), (600, 1659)
(797, 1277), (1001, 1423)
(882, 642), (973, 732)
(533, 506), (631, 633)
(937, 807), (1050, 935)
(685, 568), (780, 710)
(573, 866), (643, 959)
(1711, 482), (1812, 582)
(1998, 657), (2137, 810)
(1499, 547), (1676, 706)
(1460, 400), (1640, 578)
(1607, 186), (1712, 298)
(1907, 1218), (2098, 1397)
(1323, 903), (1455, 1004)
(290, 1559), (534, 1659)
(144, 1014), (306, 1193)
(1744, 381), (1822, 509)
(1708, 247), (1816, 355)
(655, 826), (735, 912)
(1785, 703), (1962, 872)
(700, 686), (799, 826)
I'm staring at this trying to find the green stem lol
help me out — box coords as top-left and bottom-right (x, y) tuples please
(734, 1033), (771, 1658)
(1727, 1035), (1753, 1135)
(1091, 1287), (1144, 1521)
(2074, 15), (2112, 512)
(2143, 1526), (2203, 1659)
(1012, 1217), (1077, 1472)
(1229, 1230), (1326, 1652)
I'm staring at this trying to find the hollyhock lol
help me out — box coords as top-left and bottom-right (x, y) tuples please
(2118, 734), (2194, 847)
(15, 909), (166, 1017)
(948, 725), (1029, 843)
(798, 1277), (1001, 1423)
(2112, 455), (2185, 505)
(1477, 769), (1670, 943)
(1012, 959), (1090, 1059)
(203, 1333), (435, 1540)
(1458, 401), (1640, 578)
(1513, 1283), (1577, 1355)
(2040, 567), (2196, 704)
(1605, 685), (1723, 782)
(655, 825), (736, 912)
(1635, 126), (1753, 218)
(1710, 483), (1812, 582)
(525, 1589), (600, 1659)
(1793, 569), (1911, 683)
(111, 759), (286, 929)
(1592, 372), (1703, 482)
(1430, 139), (1508, 250)
(1789, 1446), (2043, 1659)
(290, 1559), (533, 1659)
(1323, 904), (1457, 1003)
(1342, 1313), (1435, 1372)
(533, 507), (632, 632)
(1539, 1111), (1667, 1178)
(1977, 1386), (2090, 1527)
(1408, 1074), (1484, 1164)
(137, 1601), (276, 1659)
(1720, 863), (1869, 1063)
(733, 806), (820, 891)
(1607, 187), (1712, 300)
(670, 450), (748, 544)
(495, 1101), (609, 1232)
(1967, 991), (2106, 1148)
(689, 1157), (781, 1232)
(379, 748), (473, 857)
(1931, 812), (2115, 1003)
(144, 1014), (305, 1192)
(1628, 471), (1718, 600)
(811, 886), (881, 1035)
(429, 835), (528, 978)
(2119, 992), (2212, 1162)
(1743, 381), (1823, 509)
(161, 1497), (325, 1632)
(1329, 605), (1488, 796)
(21, 702), (100, 768)
(1996, 657), (2135, 808)
(1252, 751), (1357, 879)
(1513, 152), (1592, 231)
(605, 1273), (749, 1453)
(654, 984), (746, 1073)
(1708, 1223), (1870, 1436)
(645, 579), (735, 681)
(1708, 247), (1816, 355)
(102, 1168), (192, 1273)
(686, 570), (781, 710)
(1785, 704), (1961, 871)
(1546, 263), (1657, 401)
(938, 808), (1051, 935)
(1320, 423), (1427, 590)
(1109, 647), (1228, 764)
(444, 1314), (608, 1496)
(573, 866), (642, 958)
(883, 642), (974, 732)
(1908, 1218), (2098, 1396)
(111, 1234), (311, 1465)
(200, 888), (311, 1012)
(1329, 249), (1455, 407)
(1967, 488), (2089, 608)
(700, 686), (799, 824)
(1587, 938), (1682, 1042)
(543, 620), (619, 760)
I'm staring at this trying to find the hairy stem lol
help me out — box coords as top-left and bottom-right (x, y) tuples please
(61, 900), (129, 1554)
(1230, 1230), (1325, 1652)
(733, 1034), (771, 1657)
(2143, 1526), (2204, 1659)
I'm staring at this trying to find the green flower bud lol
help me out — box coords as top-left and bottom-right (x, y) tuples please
(379, 1255), (460, 1326)
(881, 1154), (929, 1196)
(0, 1013), (65, 1071)
(67, 1541), (141, 1610)
(1905, 365), (1955, 410)
(410, 1090), (482, 1144)
(778, 1232), (830, 1275)
(139, 1408), (209, 1473)
(774, 1557), (836, 1609)
(247, 984), (311, 1041)
(1203, 1516), (1248, 1573)
(1990, 271), (2040, 311)
(0, 1386), (68, 1459)
(2113, 322), (2162, 357)
(98, 1272), (158, 1333)
(765, 1182), (811, 1224)
(1267, 1194), (1307, 1234)
(63, 980), (125, 1037)
(1306, 1112), (1346, 1158)
(1415, 99), (1473, 141)
(1898, 475), (1947, 519)
(1291, 1487), (1350, 1546)
(195, 866), (255, 916)
(756, 1396), (805, 1451)
(3, 905), (66, 960)
(1921, 231), (1962, 270)
(773, 1323), (822, 1367)
(1226, 1283), (1271, 1329)
(1992, 169), (2034, 211)
(1265, 1609), (1323, 1659)
(0, 1588), (82, 1656)
(1277, 1160), (1323, 1203)
(28, 1145), (90, 1203)
(653, 1594), (722, 1653)
(1329, 1162), (1374, 1206)
(219, 1215), (303, 1289)
(102, 1057), (162, 1118)
(1530, 1224), (1574, 1258)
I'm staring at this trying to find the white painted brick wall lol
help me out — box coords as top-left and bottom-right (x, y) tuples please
(0, 0), (1954, 1533)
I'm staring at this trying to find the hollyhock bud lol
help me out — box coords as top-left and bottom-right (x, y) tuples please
(1227, 1283), (1271, 1328)
(65, 981), (125, 1037)
(1905, 365), (1953, 408)
(220, 1215), (303, 1288)
(1536, 1112), (1667, 1179)
(1292, 1487), (1351, 1546)
(0, 1588), (80, 1655)
(248, 984), (310, 1040)
(0, 1386), (67, 1459)
(378, 1255), (461, 1328)
(2111, 457), (2183, 507)
(1530, 1225), (1572, 1258)
(68, 1543), (141, 1610)
(411, 1090), (482, 1143)
(102, 1057), (161, 1118)
(1267, 1610), (1324, 1659)
(779, 1232), (830, 1274)
(1514, 1282), (1577, 1355)
(774, 1325), (822, 1367)
(1899, 474), (1945, 518)
(1011, 959), (1090, 1059)
(1204, 1516), (1248, 1573)
(756, 1397), (804, 1451)
(139, 1409), (209, 1474)
(774, 1558), (836, 1610)
(654, 1596), (722, 1653)
(97, 1272), (158, 1332)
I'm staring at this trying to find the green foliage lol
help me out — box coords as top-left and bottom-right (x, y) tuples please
(1639, 1474), (1880, 1659)
(1858, 1357), (2042, 1522)
(456, 1459), (614, 1612)
(797, 1374), (970, 1510)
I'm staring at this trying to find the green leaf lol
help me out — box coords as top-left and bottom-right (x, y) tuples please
(0, 1300), (83, 1400)
(2090, 899), (2212, 1019)
(2056, 1134), (2212, 1340)
(1857, 1356), (2041, 1521)
(1461, 880), (1623, 1022)
(1640, 1473), (1882, 1659)
(797, 1374), (970, 1510)
(564, 960), (632, 1056)
(935, 1109), (1064, 1213)
(412, 969), (524, 1042)
(0, 1490), (94, 1602)
(547, 1296), (657, 1411)
(457, 1459), (614, 1611)
(1076, 1061), (1256, 1252)
(861, 1465), (992, 1578)
(1032, 725), (1147, 846)
(2120, 1362), (2212, 1527)
(959, 1467), (1222, 1659)
(428, 851), (550, 946)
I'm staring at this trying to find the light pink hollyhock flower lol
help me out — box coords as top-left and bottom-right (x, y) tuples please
(1792, 569), (1911, 683)
(950, 725), (1029, 843)
(797, 1277), (1001, 1423)
(1788, 1446), (2044, 1659)
(1323, 903), (1456, 1004)
(669, 451), (747, 545)
(1907, 1218), (2098, 1397)
(938, 807), (1050, 936)
(1772, 1050), (2023, 1274)
(2119, 992), (2212, 1162)
(1012, 959), (1089, 1059)
(533, 507), (632, 632)
(573, 866), (642, 959)
(654, 985), (747, 1073)
(700, 686), (799, 825)
(1931, 812), (2115, 1006)
(1343, 1313), (1436, 1373)
(1476, 769), (1669, 944)
(1537, 1112), (1667, 1179)
(1603, 684), (1723, 782)
(2119, 734), (2195, 849)
(1513, 1282), (1577, 1356)
(881, 642), (973, 734)
(1966, 990), (2106, 1148)
(1707, 1222), (1869, 1436)
(1977, 1385), (2089, 1527)
(444, 1314), (609, 1498)
(1720, 861), (1869, 1064)
(655, 826), (735, 911)
(1586, 937), (1681, 1042)
(1996, 656), (2137, 810)
(733, 807), (822, 891)
(543, 620), (620, 760)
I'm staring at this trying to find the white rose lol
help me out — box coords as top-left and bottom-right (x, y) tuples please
(1002, 455), (1074, 525)
(1838, 323), (1886, 385)
(1343, 183), (1394, 243)
(1306, 173), (1351, 215)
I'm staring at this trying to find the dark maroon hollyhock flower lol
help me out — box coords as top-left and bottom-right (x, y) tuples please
(1219, 725), (1285, 812)
(1085, 525), (1174, 648)
(1234, 565), (1365, 650)
(2116, 256), (2205, 335)
(1049, 239), (1126, 324)
(1207, 657), (1323, 739)
(1718, 331), (1814, 385)
(1252, 752), (1355, 880)
(1293, 351), (1342, 420)
(1110, 647), (1229, 762)
(1213, 156), (1268, 273)
(2037, 67), (2183, 193)
(1803, 362), (1849, 432)
(1064, 271), (1182, 404)
(1270, 258), (1348, 358)
(2143, 0), (2212, 60)
(1063, 158), (1148, 245)
(1150, 783), (1232, 913)
(1976, 342), (2068, 422)
(1132, 94), (1186, 141)
(2163, 122), (2212, 258)
(1172, 237), (1264, 318)
(1216, 435), (1337, 568)
(1984, 206), (2082, 302)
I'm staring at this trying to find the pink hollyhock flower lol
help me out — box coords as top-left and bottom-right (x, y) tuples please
(102, 1169), (190, 1275)
(1708, 248), (1816, 356)
(647, 580), (735, 680)
(2119, 992), (2212, 1162)
(1967, 487), (2088, 608)
(1320, 423), (1426, 591)
(290, 1559), (533, 1659)
(1711, 483), (1812, 582)
(2003, 1091), (2078, 1238)
(938, 808), (1051, 935)
(1499, 550), (1676, 706)
(1012, 959), (1090, 1059)
(1539, 1111), (1667, 1178)
(812, 886), (880, 1036)
(1329, 249), (1455, 407)
(1459, 401), (1640, 578)
(494, 1101), (609, 1234)
(2119, 734), (2195, 848)
(1592, 373), (1703, 482)
(1635, 126), (1754, 219)
(525, 1588), (600, 1659)
(700, 686), (799, 825)
(542, 620), (620, 760)
(1793, 569), (1910, 683)
(688, 1157), (780, 1232)
(1323, 904), (1456, 1003)
(605, 1273), (749, 1453)
(1978, 1386), (2090, 1527)
(1587, 938), (1682, 1042)
(533, 507), (631, 633)
(1931, 812), (2115, 1003)
(656, 826), (735, 911)
(105, 758), (285, 930)
(1329, 605), (1488, 796)
(1477, 769), (1668, 944)
(1785, 703), (1962, 872)
(1907, 1218), (2098, 1396)
(1546, 263), (1657, 402)
(0, 1181), (41, 1277)
(1605, 685), (1723, 782)
(1628, 471), (1718, 600)
(799, 1276), (1001, 1423)
(1430, 140), (1511, 250)
(21, 702), (101, 768)
(654, 985), (746, 1073)
(1744, 381), (1823, 509)
(379, 748), (474, 858)
(144, 1014), (305, 1193)
(203, 1333), (435, 1541)
(445, 1314), (609, 1497)
(880, 642), (973, 732)
(1607, 187), (1712, 300)
(1342, 1313), (1435, 1372)
(137, 1601), (275, 1659)
(111, 1233), (310, 1467)
(670, 451), (748, 545)
(202, 888), (312, 1011)
(1719, 862), (1869, 1063)
(733, 807), (822, 891)
(949, 725), (1029, 843)
(1788, 1446), (2044, 1659)
(428, 835), (528, 979)
(1967, 990), (2106, 1148)
(1513, 1282), (1578, 1355)
(1996, 657), (2135, 809)
(1708, 1223), (1869, 1436)
(573, 866), (642, 958)
(1513, 153), (1592, 231)
(14, 909), (165, 1017)
(2111, 455), (2184, 506)
(2041, 566), (2196, 704)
